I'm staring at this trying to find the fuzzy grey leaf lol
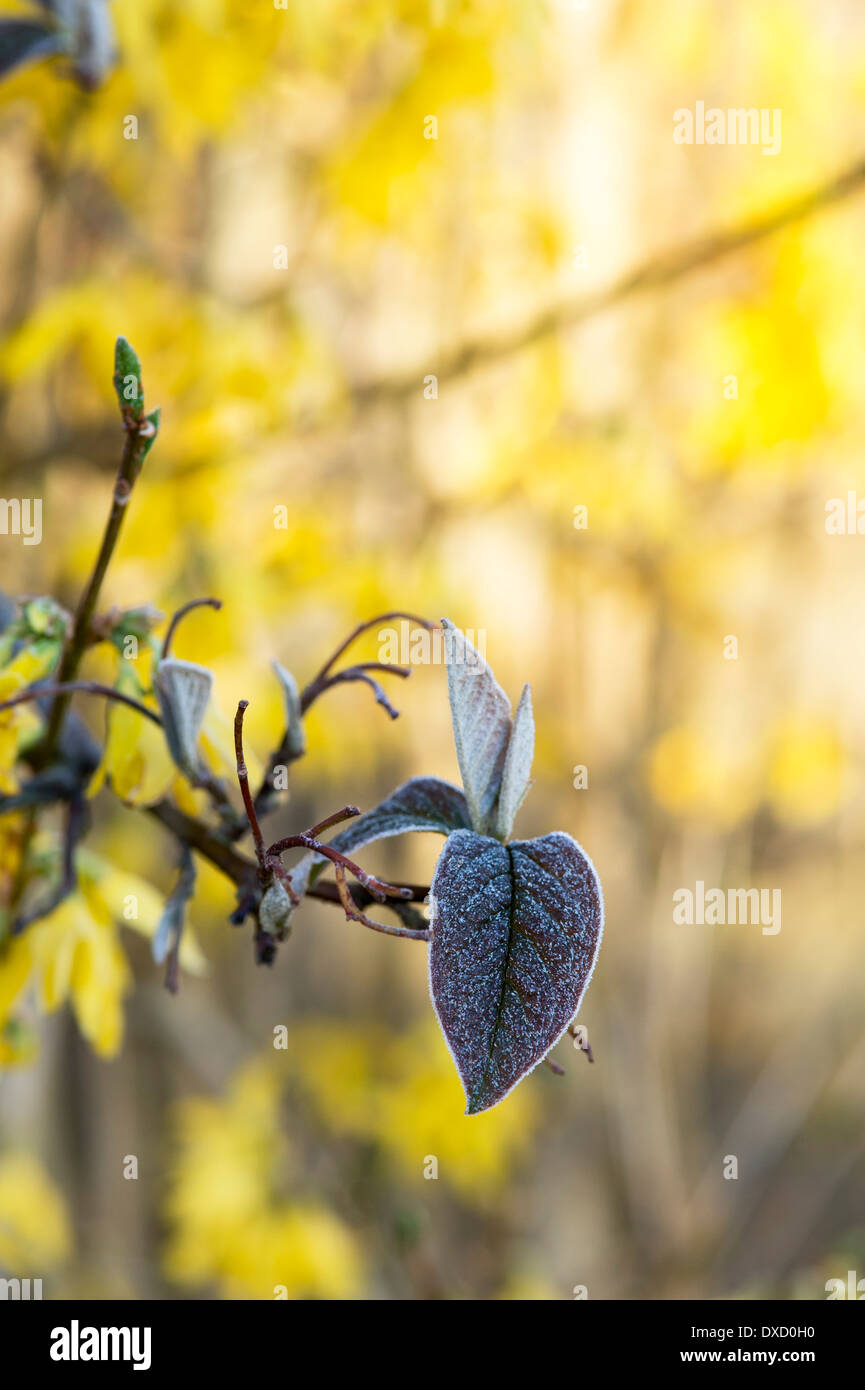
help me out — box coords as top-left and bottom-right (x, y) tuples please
(152, 894), (184, 966)
(492, 682), (534, 841)
(273, 661), (305, 758)
(69, 0), (115, 90)
(441, 618), (512, 837)
(282, 853), (316, 905)
(0, 20), (63, 78)
(153, 849), (195, 971)
(259, 881), (294, 938)
(155, 657), (212, 781)
(429, 828), (603, 1114)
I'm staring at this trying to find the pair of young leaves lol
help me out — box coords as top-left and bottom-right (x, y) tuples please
(290, 620), (604, 1116)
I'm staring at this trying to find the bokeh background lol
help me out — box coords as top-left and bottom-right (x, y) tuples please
(1, 0), (865, 1300)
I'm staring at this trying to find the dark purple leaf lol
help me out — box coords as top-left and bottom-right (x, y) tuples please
(328, 776), (472, 854)
(429, 828), (603, 1114)
(284, 777), (471, 901)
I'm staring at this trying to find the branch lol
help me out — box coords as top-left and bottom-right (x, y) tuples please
(308, 877), (430, 939)
(147, 798), (257, 888)
(36, 377), (157, 763)
(161, 596), (222, 659)
(233, 701), (266, 866)
(248, 615), (432, 824)
(309, 666), (409, 720)
(348, 153), (865, 406)
(0, 681), (162, 725)
(301, 611), (434, 705)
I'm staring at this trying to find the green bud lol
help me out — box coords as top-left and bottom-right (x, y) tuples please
(113, 335), (145, 420)
(21, 595), (70, 640)
(139, 406), (160, 461)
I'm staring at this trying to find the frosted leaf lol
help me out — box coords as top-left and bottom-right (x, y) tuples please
(259, 881), (294, 938)
(429, 828), (603, 1114)
(492, 682), (534, 841)
(273, 661), (305, 759)
(285, 776), (471, 902)
(441, 618), (512, 836)
(329, 776), (471, 854)
(155, 657), (212, 781)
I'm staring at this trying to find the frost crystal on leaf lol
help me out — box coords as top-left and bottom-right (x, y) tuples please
(272, 661), (305, 758)
(441, 618), (512, 836)
(429, 828), (603, 1114)
(284, 776), (471, 907)
(155, 657), (212, 781)
(328, 776), (472, 854)
(492, 682), (534, 841)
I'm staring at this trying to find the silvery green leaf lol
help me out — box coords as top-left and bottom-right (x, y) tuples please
(259, 881), (294, 938)
(282, 853), (316, 905)
(0, 19), (63, 78)
(155, 839), (198, 984)
(69, 0), (115, 90)
(153, 895), (182, 966)
(155, 657), (212, 781)
(273, 661), (305, 759)
(441, 618), (512, 837)
(491, 683), (534, 841)
(429, 828), (603, 1114)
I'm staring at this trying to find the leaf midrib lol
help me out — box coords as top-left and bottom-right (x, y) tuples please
(468, 844), (516, 1111)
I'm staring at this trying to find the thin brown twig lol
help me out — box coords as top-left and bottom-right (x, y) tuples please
(312, 668), (404, 719)
(233, 700), (266, 866)
(265, 832), (412, 903)
(332, 861), (429, 941)
(347, 153), (865, 407)
(161, 596), (222, 659)
(311, 611), (435, 682)
(0, 681), (163, 725)
(569, 1023), (595, 1063)
(36, 411), (157, 764)
(302, 804), (361, 838)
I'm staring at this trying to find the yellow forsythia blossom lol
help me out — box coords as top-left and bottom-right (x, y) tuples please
(163, 1060), (362, 1299)
(0, 1152), (71, 1271)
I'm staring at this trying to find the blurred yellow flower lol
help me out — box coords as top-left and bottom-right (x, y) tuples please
(767, 717), (846, 827)
(0, 639), (60, 793)
(0, 849), (206, 1065)
(647, 724), (761, 829)
(288, 1021), (537, 1202)
(163, 1059), (362, 1298)
(375, 1040), (537, 1203)
(26, 887), (132, 1057)
(0, 1152), (71, 1271)
(88, 652), (176, 807)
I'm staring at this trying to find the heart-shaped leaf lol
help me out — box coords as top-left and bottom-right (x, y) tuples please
(429, 828), (603, 1114)
(442, 618), (512, 836)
